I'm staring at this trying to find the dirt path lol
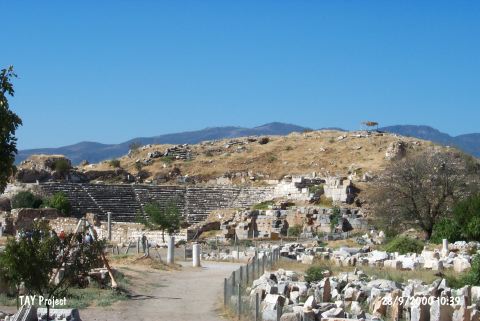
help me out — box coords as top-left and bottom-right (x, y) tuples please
(81, 261), (240, 321)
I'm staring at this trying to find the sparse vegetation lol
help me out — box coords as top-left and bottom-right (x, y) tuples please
(109, 159), (121, 168)
(129, 141), (142, 153)
(252, 200), (275, 210)
(266, 154), (277, 163)
(161, 155), (175, 165)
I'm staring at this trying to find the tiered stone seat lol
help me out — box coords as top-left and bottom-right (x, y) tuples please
(82, 184), (142, 222)
(39, 183), (102, 217)
(133, 185), (186, 215)
(39, 183), (275, 223)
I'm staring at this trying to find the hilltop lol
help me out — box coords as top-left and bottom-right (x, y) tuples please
(17, 123), (480, 165)
(71, 130), (448, 185)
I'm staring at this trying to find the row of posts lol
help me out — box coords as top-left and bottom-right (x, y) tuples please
(224, 248), (281, 321)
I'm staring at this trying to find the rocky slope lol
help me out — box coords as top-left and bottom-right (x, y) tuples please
(60, 129), (455, 185)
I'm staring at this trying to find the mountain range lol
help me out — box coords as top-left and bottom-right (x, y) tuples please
(16, 123), (480, 165)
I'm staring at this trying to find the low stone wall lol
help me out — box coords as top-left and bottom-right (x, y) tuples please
(48, 217), (186, 246)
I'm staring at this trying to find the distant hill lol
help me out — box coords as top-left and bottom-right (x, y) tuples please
(16, 122), (312, 165)
(17, 123), (480, 165)
(379, 125), (480, 158)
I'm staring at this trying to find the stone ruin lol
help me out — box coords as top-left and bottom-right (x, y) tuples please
(282, 238), (478, 274)
(249, 267), (480, 321)
(323, 177), (354, 203)
(213, 206), (368, 241)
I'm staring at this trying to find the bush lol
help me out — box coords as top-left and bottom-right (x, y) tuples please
(258, 137), (270, 145)
(452, 194), (480, 241)
(317, 195), (333, 207)
(266, 154), (277, 163)
(43, 192), (71, 215)
(161, 156), (175, 165)
(329, 206), (341, 232)
(308, 185), (324, 194)
(462, 254), (480, 286)
(287, 225), (302, 237)
(304, 266), (326, 283)
(11, 191), (43, 209)
(53, 158), (71, 174)
(383, 236), (424, 255)
(109, 159), (121, 168)
(252, 200), (274, 210)
(431, 218), (462, 244)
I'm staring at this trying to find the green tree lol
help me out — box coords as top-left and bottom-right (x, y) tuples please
(11, 191), (43, 209)
(0, 66), (22, 194)
(370, 151), (478, 239)
(143, 200), (182, 242)
(53, 158), (71, 177)
(452, 194), (480, 241)
(43, 192), (71, 216)
(0, 222), (105, 318)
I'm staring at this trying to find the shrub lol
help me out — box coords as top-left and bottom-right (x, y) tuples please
(287, 224), (302, 237)
(285, 145), (293, 151)
(304, 266), (326, 283)
(204, 150), (214, 157)
(266, 154), (277, 163)
(162, 155), (175, 165)
(53, 159), (71, 175)
(452, 194), (480, 241)
(317, 195), (333, 207)
(431, 218), (462, 244)
(258, 137), (270, 145)
(308, 185), (324, 194)
(11, 191), (43, 209)
(129, 141), (142, 153)
(134, 162), (143, 171)
(43, 192), (71, 215)
(329, 206), (341, 232)
(109, 159), (121, 168)
(252, 200), (274, 210)
(384, 236), (424, 255)
(462, 255), (480, 286)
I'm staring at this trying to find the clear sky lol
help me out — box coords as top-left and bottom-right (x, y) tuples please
(3, 0), (480, 149)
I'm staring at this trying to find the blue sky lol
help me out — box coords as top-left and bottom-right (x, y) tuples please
(3, 1), (480, 149)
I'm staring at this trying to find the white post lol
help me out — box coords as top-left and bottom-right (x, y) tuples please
(442, 239), (449, 257)
(107, 212), (112, 241)
(167, 236), (175, 264)
(0, 225), (3, 237)
(192, 243), (201, 267)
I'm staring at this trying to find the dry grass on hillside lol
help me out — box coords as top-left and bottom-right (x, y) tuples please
(79, 130), (440, 183)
